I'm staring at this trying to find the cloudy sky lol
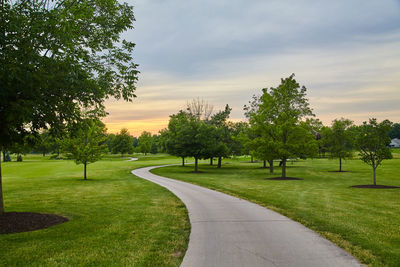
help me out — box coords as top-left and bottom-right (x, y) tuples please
(104, 0), (400, 136)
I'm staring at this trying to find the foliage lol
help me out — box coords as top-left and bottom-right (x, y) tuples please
(186, 97), (214, 121)
(247, 74), (318, 178)
(355, 118), (392, 185)
(323, 118), (354, 171)
(208, 104), (232, 167)
(227, 121), (248, 156)
(61, 119), (107, 179)
(389, 123), (400, 139)
(163, 111), (216, 171)
(138, 131), (153, 155)
(112, 128), (134, 155)
(0, 0), (138, 213)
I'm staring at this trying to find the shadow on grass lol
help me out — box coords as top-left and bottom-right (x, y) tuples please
(265, 177), (303, 180)
(350, 185), (400, 189)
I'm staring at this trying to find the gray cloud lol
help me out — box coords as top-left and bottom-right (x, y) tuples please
(126, 0), (400, 76)
(107, 0), (400, 134)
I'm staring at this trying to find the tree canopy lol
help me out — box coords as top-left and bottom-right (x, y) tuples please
(323, 118), (354, 171)
(138, 131), (153, 155)
(248, 74), (318, 178)
(0, 0), (138, 214)
(61, 119), (107, 180)
(355, 118), (392, 185)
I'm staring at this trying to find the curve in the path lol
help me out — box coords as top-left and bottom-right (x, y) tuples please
(132, 165), (363, 267)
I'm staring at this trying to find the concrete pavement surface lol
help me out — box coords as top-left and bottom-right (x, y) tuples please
(132, 165), (363, 267)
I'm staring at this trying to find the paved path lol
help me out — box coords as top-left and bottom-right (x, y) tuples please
(126, 157), (138, 161)
(132, 165), (363, 267)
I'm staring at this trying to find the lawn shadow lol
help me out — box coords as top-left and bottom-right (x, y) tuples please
(265, 177), (303, 180)
(350, 185), (400, 189)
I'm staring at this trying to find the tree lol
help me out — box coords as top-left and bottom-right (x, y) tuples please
(0, 0), (138, 214)
(355, 119), (392, 185)
(187, 98), (214, 121)
(324, 118), (354, 171)
(164, 111), (216, 172)
(162, 111), (191, 166)
(150, 135), (159, 154)
(236, 126), (258, 163)
(112, 128), (134, 156)
(248, 74), (318, 178)
(389, 123), (400, 139)
(227, 121), (248, 157)
(61, 119), (107, 180)
(138, 131), (153, 155)
(106, 133), (116, 153)
(208, 104), (232, 168)
(9, 135), (35, 162)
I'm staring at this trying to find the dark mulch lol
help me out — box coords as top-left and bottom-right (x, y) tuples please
(265, 177), (303, 180)
(0, 212), (68, 234)
(328, 170), (350, 173)
(350, 185), (400, 189)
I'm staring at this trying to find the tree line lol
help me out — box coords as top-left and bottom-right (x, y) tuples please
(159, 75), (395, 187)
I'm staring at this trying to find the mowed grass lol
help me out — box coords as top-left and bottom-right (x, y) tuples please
(0, 155), (189, 266)
(153, 153), (400, 267)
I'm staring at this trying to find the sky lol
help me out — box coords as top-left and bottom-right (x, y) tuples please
(104, 0), (400, 136)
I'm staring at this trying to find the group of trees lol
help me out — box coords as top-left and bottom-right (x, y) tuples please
(160, 75), (394, 185)
(106, 129), (159, 155)
(159, 100), (245, 172)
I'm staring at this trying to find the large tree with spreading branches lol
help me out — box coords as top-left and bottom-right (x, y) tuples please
(0, 0), (138, 214)
(247, 74), (318, 179)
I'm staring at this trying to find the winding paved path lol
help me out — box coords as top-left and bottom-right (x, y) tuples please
(132, 165), (363, 267)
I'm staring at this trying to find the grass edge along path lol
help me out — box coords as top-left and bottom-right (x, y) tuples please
(152, 157), (400, 267)
(0, 155), (190, 267)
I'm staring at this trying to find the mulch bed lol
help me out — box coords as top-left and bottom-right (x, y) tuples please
(265, 177), (303, 180)
(0, 212), (68, 234)
(350, 185), (400, 189)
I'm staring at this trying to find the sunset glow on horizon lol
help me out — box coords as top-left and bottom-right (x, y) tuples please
(103, 0), (400, 136)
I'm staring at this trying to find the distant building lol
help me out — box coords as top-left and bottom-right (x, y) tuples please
(389, 138), (400, 148)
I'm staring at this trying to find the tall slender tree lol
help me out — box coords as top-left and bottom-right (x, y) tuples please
(61, 119), (107, 180)
(324, 118), (354, 172)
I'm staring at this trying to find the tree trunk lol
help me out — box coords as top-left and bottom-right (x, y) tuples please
(0, 149), (4, 215)
(43, 152), (45, 157)
(339, 157), (342, 172)
(210, 158), (213, 165)
(194, 157), (198, 172)
(373, 165), (376, 186)
(268, 160), (274, 174)
(182, 157), (185, 167)
(217, 157), (222, 168)
(84, 162), (87, 180)
(251, 155), (253, 163)
(263, 160), (266, 168)
(281, 158), (287, 178)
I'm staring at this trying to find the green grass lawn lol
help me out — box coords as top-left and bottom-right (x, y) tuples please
(0, 154), (189, 266)
(152, 156), (400, 267)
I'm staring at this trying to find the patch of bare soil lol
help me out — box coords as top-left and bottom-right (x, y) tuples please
(265, 177), (303, 180)
(0, 212), (68, 234)
(350, 185), (400, 189)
